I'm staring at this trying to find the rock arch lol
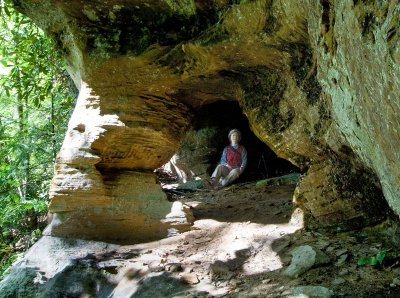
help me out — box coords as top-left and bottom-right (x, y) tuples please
(12, 0), (396, 242)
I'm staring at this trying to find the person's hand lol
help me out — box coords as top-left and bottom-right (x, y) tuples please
(239, 167), (244, 175)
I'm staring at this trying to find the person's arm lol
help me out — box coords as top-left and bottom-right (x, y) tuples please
(220, 147), (229, 167)
(240, 147), (247, 174)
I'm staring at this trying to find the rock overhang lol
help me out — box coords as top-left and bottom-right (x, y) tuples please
(10, 0), (397, 241)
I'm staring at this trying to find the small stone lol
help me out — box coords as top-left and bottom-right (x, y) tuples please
(183, 241), (189, 245)
(181, 273), (200, 284)
(210, 260), (230, 274)
(335, 248), (348, 256)
(326, 246), (335, 253)
(262, 278), (271, 284)
(230, 279), (244, 287)
(148, 262), (164, 272)
(315, 240), (331, 250)
(338, 268), (349, 276)
(335, 254), (348, 266)
(283, 245), (330, 278)
(165, 263), (183, 272)
(392, 278), (400, 286)
(123, 268), (139, 279)
(291, 286), (333, 297)
(332, 278), (346, 285)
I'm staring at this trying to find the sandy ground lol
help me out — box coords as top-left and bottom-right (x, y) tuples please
(95, 182), (299, 297)
(3, 176), (400, 297)
(88, 179), (400, 298)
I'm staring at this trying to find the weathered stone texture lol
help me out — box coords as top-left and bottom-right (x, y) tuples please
(306, 0), (400, 216)
(11, 0), (400, 240)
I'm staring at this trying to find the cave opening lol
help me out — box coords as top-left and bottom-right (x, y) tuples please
(194, 101), (299, 181)
(157, 100), (299, 188)
(156, 100), (303, 235)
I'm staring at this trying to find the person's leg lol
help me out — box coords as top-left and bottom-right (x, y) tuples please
(221, 168), (240, 186)
(211, 165), (230, 185)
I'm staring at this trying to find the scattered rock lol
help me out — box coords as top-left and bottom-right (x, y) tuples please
(180, 273), (200, 284)
(326, 246), (335, 253)
(315, 239), (331, 250)
(148, 262), (164, 272)
(230, 279), (241, 286)
(335, 248), (348, 256)
(332, 277), (346, 285)
(335, 254), (348, 266)
(210, 260), (231, 275)
(284, 245), (331, 278)
(291, 286), (333, 297)
(391, 278), (400, 286)
(123, 268), (143, 279)
(165, 263), (183, 272)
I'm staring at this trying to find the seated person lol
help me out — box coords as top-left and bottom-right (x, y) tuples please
(206, 129), (247, 189)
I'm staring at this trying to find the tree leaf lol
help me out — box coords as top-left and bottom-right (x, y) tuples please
(357, 257), (367, 266)
(369, 256), (378, 266)
(376, 251), (386, 265)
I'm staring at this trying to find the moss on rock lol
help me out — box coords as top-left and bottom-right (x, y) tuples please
(219, 66), (289, 135)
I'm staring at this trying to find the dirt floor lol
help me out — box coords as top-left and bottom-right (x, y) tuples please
(91, 178), (400, 297)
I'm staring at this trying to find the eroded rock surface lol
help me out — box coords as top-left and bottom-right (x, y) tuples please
(11, 0), (400, 240)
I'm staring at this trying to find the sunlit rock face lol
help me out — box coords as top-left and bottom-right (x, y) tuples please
(13, 0), (399, 239)
(306, 0), (400, 223)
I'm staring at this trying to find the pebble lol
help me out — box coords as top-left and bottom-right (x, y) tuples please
(262, 278), (272, 284)
(210, 260), (230, 274)
(180, 273), (200, 285)
(148, 262), (164, 272)
(335, 254), (348, 266)
(332, 277), (346, 285)
(335, 248), (348, 256)
(392, 278), (400, 286)
(165, 263), (183, 272)
(326, 246), (335, 253)
(315, 240), (331, 250)
(291, 285), (333, 297)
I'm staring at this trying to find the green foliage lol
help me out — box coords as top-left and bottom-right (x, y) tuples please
(0, 1), (75, 278)
(357, 251), (386, 267)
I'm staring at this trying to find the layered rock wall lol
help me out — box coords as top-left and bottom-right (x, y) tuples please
(12, 0), (400, 240)
(307, 0), (400, 217)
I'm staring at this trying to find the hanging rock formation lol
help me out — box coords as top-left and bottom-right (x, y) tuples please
(11, 0), (400, 240)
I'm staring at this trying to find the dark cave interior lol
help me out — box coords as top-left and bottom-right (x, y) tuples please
(192, 101), (299, 182)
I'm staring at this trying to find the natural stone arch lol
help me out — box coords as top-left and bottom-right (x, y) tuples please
(12, 0), (395, 242)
